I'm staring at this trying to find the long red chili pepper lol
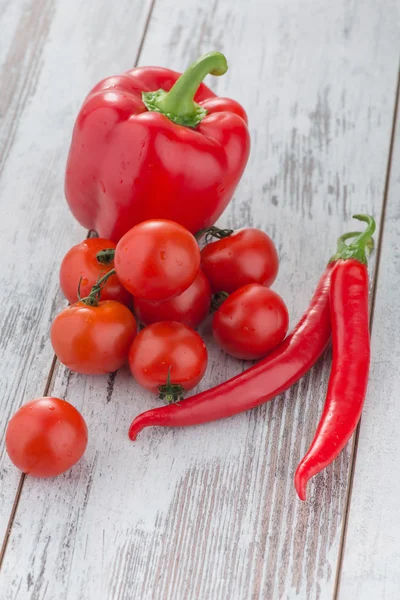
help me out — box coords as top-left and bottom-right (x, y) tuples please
(295, 215), (375, 501)
(130, 262), (337, 440)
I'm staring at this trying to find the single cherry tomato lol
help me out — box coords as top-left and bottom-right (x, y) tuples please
(133, 270), (211, 329)
(6, 397), (88, 478)
(115, 220), (200, 301)
(129, 321), (208, 401)
(201, 228), (279, 293)
(59, 237), (131, 305)
(212, 284), (289, 360)
(51, 301), (137, 374)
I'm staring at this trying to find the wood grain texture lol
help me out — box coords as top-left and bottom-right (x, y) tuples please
(0, 0), (399, 599)
(337, 83), (400, 600)
(0, 0), (56, 178)
(0, 0), (58, 544)
(0, 0), (152, 546)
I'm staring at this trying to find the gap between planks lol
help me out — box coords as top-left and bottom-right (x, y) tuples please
(0, 0), (158, 569)
(332, 60), (400, 600)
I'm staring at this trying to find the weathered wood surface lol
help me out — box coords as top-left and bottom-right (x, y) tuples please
(0, 0), (153, 548)
(0, 0), (399, 599)
(337, 88), (400, 600)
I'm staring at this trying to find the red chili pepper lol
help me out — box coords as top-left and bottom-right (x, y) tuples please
(129, 265), (333, 440)
(295, 215), (375, 501)
(65, 52), (250, 242)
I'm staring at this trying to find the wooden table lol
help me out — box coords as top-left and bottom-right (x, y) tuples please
(0, 1), (399, 598)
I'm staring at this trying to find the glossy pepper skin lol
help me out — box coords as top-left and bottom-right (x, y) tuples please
(65, 52), (250, 242)
(129, 265), (333, 440)
(295, 215), (375, 501)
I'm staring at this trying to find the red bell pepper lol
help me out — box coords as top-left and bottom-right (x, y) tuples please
(65, 52), (250, 241)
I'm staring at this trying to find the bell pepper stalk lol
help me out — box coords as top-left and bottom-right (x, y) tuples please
(142, 51), (228, 128)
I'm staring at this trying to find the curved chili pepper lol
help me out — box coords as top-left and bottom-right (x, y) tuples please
(295, 215), (375, 501)
(129, 264), (333, 440)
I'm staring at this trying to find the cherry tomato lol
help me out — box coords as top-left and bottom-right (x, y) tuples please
(133, 270), (211, 329)
(6, 397), (88, 478)
(115, 220), (200, 301)
(51, 301), (137, 374)
(129, 321), (208, 400)
(212, 284), (289, 360)
(59, 237), (131, 305)
(201, 228), (279, 293)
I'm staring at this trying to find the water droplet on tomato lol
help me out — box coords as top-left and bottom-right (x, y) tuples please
(160, 251), (166, 260)
(48, 405), (55, 410)
(100, 181), (106, 193)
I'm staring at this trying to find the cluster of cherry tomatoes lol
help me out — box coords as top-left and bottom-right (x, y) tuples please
(6, 219), (288, 477)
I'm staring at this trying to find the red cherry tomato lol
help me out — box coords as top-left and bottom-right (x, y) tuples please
(59, 238), (131, 305)
(115, 220), (200, 301)
(212, 284), (289, 360)
(6, 397), (88, 478)
(129, 321), (208, 400)
(133, 270), (211, 329)
(51, 301), (137, 374)
(201, 228), (279, 293)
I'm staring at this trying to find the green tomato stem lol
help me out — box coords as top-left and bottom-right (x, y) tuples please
(158, 366), (185, 404)
(96, 248), (115, 264)
(78, 269), (116, 307)
(195, 225), (234, 243)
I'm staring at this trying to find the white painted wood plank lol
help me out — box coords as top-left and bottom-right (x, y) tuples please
(0, 0), (152, 540)
(1, 0), (399, 599)
(0, 0), (31, 66)
(337, 91), (400, 599)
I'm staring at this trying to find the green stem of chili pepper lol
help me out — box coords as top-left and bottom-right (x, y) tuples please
(330, 214), (376, 265)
